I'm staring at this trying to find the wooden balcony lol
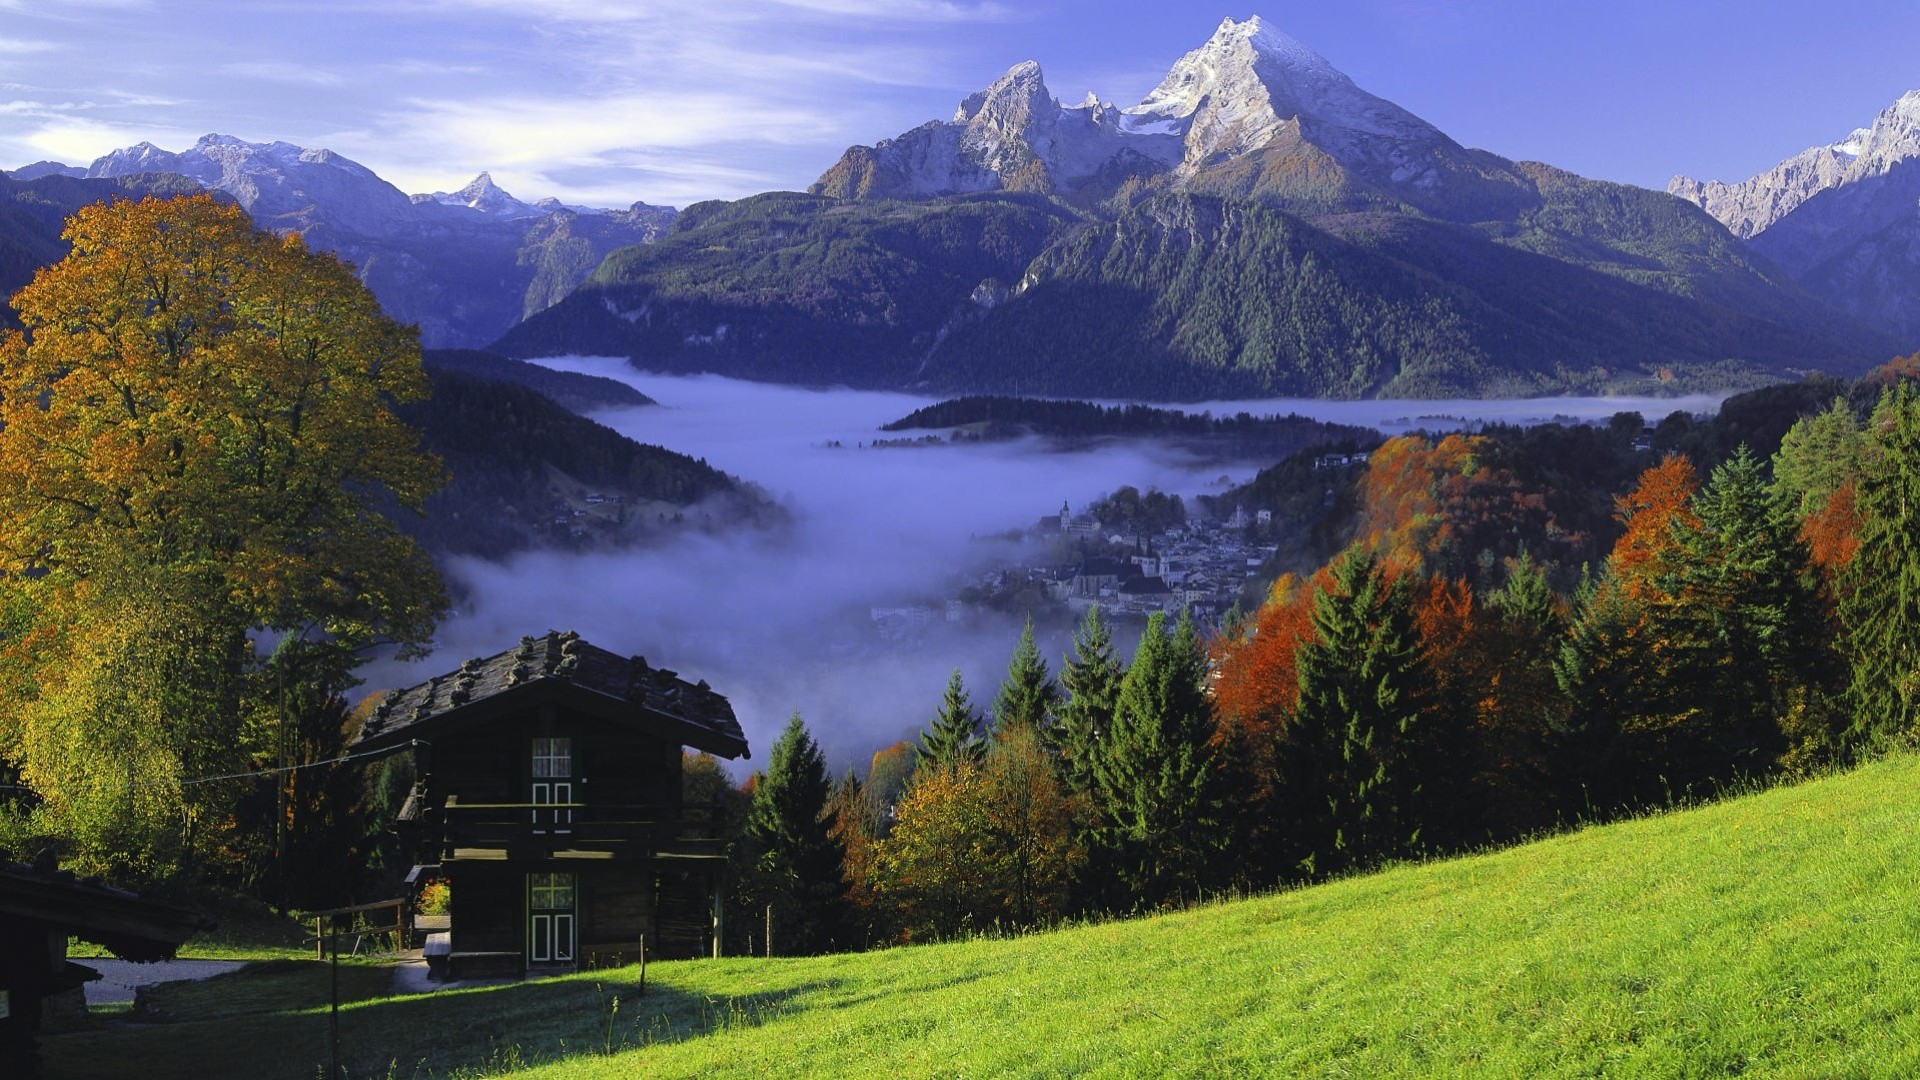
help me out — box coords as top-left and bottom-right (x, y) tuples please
(421, 798), (730, 864)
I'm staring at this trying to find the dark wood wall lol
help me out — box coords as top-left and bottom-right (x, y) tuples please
(431, 706), (683, 810)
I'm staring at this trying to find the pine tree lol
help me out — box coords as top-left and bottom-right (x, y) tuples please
(1474, 551), (1570, 836)
(1285, 547), (1426, 877)
(1054, 605), (1123, 796)
(918, 668), (983, 771)
(1841, 384), (1920, 745)
(1658, 445), (1832, 782)
(741, 713), (850, 955)
(1089, 610), (1220, 908)
(992, 617), (1060, 736)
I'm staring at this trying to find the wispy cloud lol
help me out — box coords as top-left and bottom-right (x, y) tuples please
(0, 38), (59, 53)
(220, 60), (346, 87)
(15, 118), (196, 163)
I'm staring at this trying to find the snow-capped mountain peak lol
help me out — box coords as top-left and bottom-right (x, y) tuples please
(1124, 14), (1449, 178)
(413, 171), (550, 219)
(1672, 87), (1920, 241)
(813, 13), (1514, 213)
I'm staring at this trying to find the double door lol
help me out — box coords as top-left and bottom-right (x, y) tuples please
(528, 872), (575, 964)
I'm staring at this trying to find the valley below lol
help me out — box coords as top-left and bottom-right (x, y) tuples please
(372, 360), (1725, 768)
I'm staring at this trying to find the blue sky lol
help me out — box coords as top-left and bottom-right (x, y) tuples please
(4, 1), (1918, 209)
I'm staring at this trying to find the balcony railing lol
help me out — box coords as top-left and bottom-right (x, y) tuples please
(422, 798), (730, 862)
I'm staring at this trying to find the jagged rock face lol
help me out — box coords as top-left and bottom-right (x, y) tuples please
(1672, 90), (1920, 342)
(814, 60), (1174, 200)
(814, 15), (1532, 220)
(90, 134), (417, 236)
(1132, 17), (1442, 178)
(413, 171), (551, 219)
(1669, 145), (1856, 240)
(79, 134), (674, 348)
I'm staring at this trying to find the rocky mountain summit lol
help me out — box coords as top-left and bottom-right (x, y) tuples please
(1672, 90), (1920, 340)
(509, 13), (1876, 400)
(814, 16), (1536, 220)
(65, 134), (677, 348)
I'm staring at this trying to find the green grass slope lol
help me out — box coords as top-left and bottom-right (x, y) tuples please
(48, 753), (1920, 1078)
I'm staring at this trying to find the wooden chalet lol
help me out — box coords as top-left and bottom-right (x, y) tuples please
(352, 630), (750, 981)
(0, 850), (204, 1077)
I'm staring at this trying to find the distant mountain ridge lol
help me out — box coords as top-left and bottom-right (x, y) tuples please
(54, 134), (679, 348)
(1671, 91), (1920, 342)
(501, 16), (1887, 400)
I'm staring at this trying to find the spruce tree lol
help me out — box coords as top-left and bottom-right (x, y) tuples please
(918, 668), (983, 771)
(992, 617), (1060, 736)
(1089, 610), (1220, 908)
(1842, 384), (1920, 745)
(1658, 445), (1830, 782)
(1475, 551), (1571, 836)
(1055, 605), (1123, 796)
(1285, 547), (1426, 877)
(742, 713), (850, 955)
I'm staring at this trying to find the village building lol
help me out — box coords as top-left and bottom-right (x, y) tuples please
(0, 851), (204, 1076)
(350, 630), (749, 981)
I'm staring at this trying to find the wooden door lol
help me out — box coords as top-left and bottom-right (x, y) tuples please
(527, 872), (576, 964)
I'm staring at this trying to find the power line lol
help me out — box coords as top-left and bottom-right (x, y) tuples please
(0, 739), (426, 794)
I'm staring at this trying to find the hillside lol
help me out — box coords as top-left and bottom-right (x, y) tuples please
(498, 186), (1870, 400)
(44, 750), (1920, 1077)
(0, 169), (212, 327)
(398, 369), (781, 560)
(421, 348), (656, 413)
(881, 394), (1378, 461)
(490, 190), (1082, 388)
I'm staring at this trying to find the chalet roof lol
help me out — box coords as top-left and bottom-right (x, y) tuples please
(353, 630), (750, 759)
(0, 850), (207, 962)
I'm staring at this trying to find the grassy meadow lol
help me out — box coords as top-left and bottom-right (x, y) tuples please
(47, 751), (1920, 1078)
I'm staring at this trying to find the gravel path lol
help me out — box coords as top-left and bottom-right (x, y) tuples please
(78, 958), (249, 1004)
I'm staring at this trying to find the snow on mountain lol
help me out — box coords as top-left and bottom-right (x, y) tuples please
(1671, 91), (1920, 240)
(813, 13), (1521, 214)
(87, 133), (416, 235)
(1669, 146), (1857, 240)
(70, 133), (675, 348)
(1671, 88), (1920, 340)
(413, 172), (557, 219)
(1129, 16), (1460, 187)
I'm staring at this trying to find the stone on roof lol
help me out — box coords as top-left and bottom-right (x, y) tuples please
(352, 630), (749, 759)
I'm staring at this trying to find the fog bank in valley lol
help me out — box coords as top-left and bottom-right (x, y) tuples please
(368, 361), (1723, 773)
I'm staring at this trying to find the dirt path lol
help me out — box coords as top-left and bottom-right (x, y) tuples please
(79, 958), (249, 1004)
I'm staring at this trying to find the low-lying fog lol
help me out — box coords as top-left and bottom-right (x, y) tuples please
(370, 359), (1724, 773)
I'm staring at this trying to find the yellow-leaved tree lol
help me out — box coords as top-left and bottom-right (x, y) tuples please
(0, 194), (446, 875)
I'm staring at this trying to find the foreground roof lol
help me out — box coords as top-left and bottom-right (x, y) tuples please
(0, 851), (206, 962)
(354, 630), (749, 759)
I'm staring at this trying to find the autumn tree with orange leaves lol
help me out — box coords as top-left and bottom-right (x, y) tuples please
(0, 195), (445, 874)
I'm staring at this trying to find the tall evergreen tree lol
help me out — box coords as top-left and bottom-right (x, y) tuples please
(1841, 384), (1920, 745)
(1771, 397), (1864, 520)
(1474, 551), (1571, 836)
(1656, 446), (1832, 782)
(741, 713), (850, 955)
(992, 617), (1061, 736)
(1285, 547), (1427, 877)
(1054, 605), (1123, 796)
(1089, 610), (1220, 908)
(918, 668), (983, 771)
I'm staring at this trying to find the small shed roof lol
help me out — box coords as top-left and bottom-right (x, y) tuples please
(0, 851), (206, 962)
(353, 630), (749, 759)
